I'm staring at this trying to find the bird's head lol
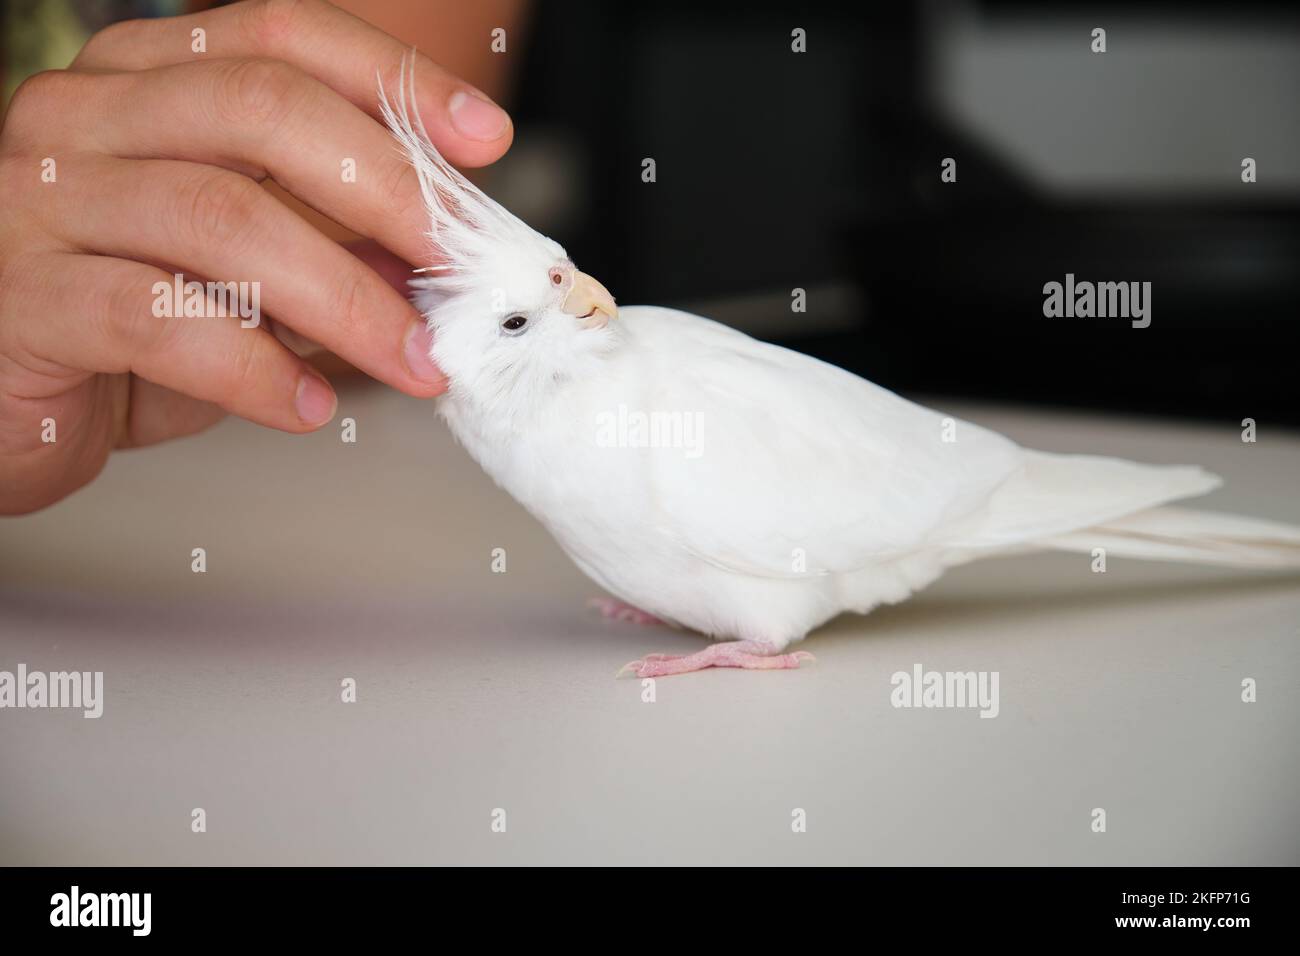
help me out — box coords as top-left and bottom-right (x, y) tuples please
(380, 63), (618, 415)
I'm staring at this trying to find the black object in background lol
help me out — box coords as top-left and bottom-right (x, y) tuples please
(512, 1), (1299, 423)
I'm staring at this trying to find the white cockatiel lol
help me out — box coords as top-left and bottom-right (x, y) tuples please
(380, 67), (1300, 678)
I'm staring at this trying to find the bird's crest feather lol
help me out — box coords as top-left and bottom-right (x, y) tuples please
(377, 55), (560, 301)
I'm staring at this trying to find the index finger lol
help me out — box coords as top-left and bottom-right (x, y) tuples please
(72, 0), (513, 170)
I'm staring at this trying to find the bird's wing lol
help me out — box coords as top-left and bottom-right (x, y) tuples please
(625, 308), (1025, 577)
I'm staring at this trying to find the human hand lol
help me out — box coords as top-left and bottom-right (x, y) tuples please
(0, 0), (513, 513)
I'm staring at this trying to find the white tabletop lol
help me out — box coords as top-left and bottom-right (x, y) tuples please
(2, 384), (1297, 865)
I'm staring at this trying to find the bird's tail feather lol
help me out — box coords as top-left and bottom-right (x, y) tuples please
(1042, 506), (1300, 569)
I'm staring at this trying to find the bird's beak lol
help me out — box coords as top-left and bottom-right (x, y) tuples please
(562, 271), (618, 329)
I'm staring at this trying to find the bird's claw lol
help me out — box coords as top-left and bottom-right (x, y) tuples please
(617, 644), (816, 679)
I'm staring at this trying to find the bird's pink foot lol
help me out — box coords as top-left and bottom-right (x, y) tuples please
(617, 640), (815, 678)
(588, 597), (666, 627)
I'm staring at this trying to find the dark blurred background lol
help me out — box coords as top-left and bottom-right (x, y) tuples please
(492, 0), (1300, 423)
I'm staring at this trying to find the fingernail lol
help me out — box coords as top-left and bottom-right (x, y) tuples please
(448, 89), (510, 142)
(295, 372), (337, 426)
(404, 319), (448, 389)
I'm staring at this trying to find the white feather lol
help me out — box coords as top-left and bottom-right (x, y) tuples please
(379, 71), (1300, 653)
(377, 59), (562, 299)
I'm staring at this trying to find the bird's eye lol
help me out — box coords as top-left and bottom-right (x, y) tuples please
(501, 313), (529, 335)
(549, 267), (565, 286)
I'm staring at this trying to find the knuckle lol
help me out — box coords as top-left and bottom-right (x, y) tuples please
(213, 57), (307, 129)
(171, 170), (265, 250)
(73, 18), (146, 67)
(0, 252), (38, 336)
(331, 267), (372, 341)
(3, 71), (82, 141)
(377, 155), (420, 209)
(244, 0), (321, 48)
(225, 335), (265, 389)
(101, 271), (167, 354)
